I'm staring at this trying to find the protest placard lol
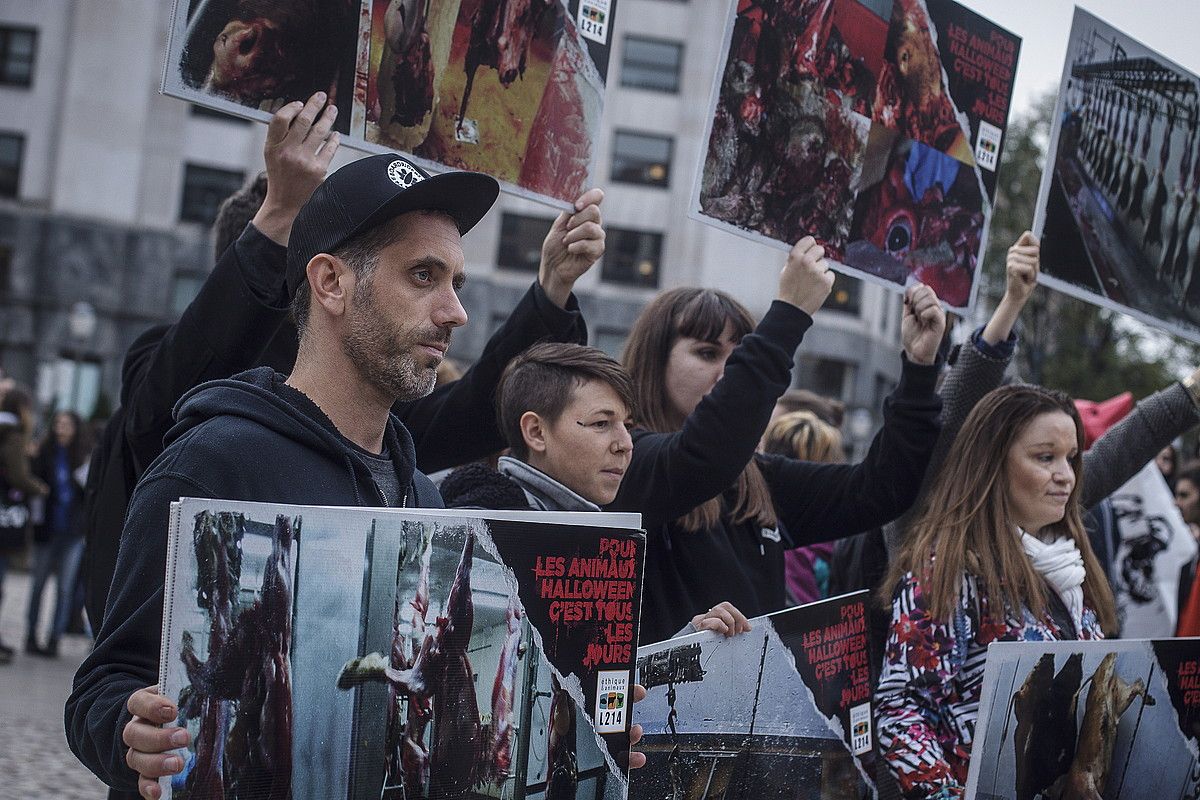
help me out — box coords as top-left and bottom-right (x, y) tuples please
(158, 498), (643, 799)
(163, 0), (617, 209)
(966, 639), (1200, 800)
(692, 0), (1019, 311)
(1034, 8), (1200, 344)
(631, 592), (879, 800)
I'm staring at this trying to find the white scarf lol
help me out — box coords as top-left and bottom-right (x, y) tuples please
(1020, 529), (1086, 632)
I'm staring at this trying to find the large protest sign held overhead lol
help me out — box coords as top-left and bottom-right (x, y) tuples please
(1034, 9), (1200, 344)
(692, 0), (1020, 311)
(163, 0), (617, 209)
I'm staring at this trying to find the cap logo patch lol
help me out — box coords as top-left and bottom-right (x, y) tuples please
(387, 159), (424, 189)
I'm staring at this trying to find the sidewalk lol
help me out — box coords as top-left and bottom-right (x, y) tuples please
(0, 570), (110, 798)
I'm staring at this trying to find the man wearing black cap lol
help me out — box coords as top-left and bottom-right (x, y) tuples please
(64, 154), (572, 798)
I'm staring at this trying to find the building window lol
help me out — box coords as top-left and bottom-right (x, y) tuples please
(611, 130), (672, 187)
(826, 274), (862, 315)
(190, 104), (252, 125)
(602, 227), (662, 288)
(180, 164), (246, 225)
(497, 212), (554, 272)
(0, 132), (23, 198)
(621, 36), (683, 93)
(795, 356), (851, 401)
(0, 27), (36, 87)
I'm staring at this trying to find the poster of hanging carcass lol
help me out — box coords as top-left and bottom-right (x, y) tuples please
(157, 498), (645, 799)
(162, 0), (618, 209)
(963, 639), (1200, 800)
(630, 592), (880, 800)
(1108, 462), (1198, 639)
(692, 0), (1020, 311)
(1034, 9), (1200, 345)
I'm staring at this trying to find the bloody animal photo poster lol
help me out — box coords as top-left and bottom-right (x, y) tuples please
(163, 1), (618, 209)
(162, 0), (360, 134)
(158, 498), (645, 800)
(1108, 463), (1198, 639)
(964, 640), (1200, 800)
(630, 592), (878, 800)
(1034, 8), (1200, 345)
(692, 0), (1020, 311)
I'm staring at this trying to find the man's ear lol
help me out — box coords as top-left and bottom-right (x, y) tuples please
(519, 411), (549, 456)
(307, 253), (352, 319)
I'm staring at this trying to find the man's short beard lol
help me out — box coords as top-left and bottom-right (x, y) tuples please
(343, 276), (441, 403)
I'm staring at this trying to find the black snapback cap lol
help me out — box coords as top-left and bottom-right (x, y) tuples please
(286, 153), (500, 296)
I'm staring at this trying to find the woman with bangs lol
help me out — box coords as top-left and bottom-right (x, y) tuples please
(609, 237), (947, 644)
(875, 384), (1118, 799)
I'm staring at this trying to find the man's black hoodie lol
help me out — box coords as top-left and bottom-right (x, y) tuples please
(65, 366), (440, 794)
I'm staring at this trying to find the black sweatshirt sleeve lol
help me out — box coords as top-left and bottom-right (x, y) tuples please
(395, 281), (587, 474)
(610, 301), (812, 525)
(123, 224), (290, 466)
(66, 470), (214, 792)
(763, 357), (942, 545)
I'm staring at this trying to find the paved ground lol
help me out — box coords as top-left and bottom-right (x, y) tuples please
(0, 569), (110, 799)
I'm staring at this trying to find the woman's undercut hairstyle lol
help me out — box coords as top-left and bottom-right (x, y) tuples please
(763, 411), (845, 464)
(622, 287), (776, 532)
(883, 384), (1118, 634)
(496, 343), (636, 461)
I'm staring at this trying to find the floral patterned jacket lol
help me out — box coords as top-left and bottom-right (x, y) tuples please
(874, 571), (1103, 799)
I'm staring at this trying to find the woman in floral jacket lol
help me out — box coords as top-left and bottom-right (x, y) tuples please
(875, 385), (1118, 799)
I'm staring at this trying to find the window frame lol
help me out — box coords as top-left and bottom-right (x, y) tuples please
(601, 225), (663, 289)
(610, 129), (674, 188)
(620, 34), (684, 94)
(179, 163), (247, 225)
(0, 130), (25, 199)
(0, 26), (36, 87)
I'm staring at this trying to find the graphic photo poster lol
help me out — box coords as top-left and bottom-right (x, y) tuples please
(691, 0), (1020, 312)
(162, 0), (619, 210)
(630, 591), (878, 800)
(158, 497), (645, 800)
(1034, 8), (1200, 345)
(964, 639), (1200, 800)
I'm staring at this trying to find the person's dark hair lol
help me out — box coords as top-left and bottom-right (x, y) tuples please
(213, 171), (268, 262)
(0, 385), (35, 434)
(623, 287), (776, 533)
(39, 410), (89, 471)
(1177, 461), (1200, 493)
(290, 214), (413, 337)
(774, 389), (845, 428)
(883, 384), (1118, 635)
(496, 343), (635, 461)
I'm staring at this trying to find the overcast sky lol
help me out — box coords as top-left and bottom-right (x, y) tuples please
(954, 0), (1200, 120)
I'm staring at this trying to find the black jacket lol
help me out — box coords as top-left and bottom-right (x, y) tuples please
(608, 301), (943, 644)
(82, 223), (585, 628)
(66, 367), (441, 794)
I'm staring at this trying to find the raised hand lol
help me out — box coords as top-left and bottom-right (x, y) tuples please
(982, 230), (1040, 345)
(902, 283), (946, 366)
(539, 188), (605, 308)
(252, 91), (341, 245)
(779, 236), (835, 316)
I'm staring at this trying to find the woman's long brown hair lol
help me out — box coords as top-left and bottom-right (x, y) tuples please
(623, 288), (776, 533)
(881, 384), (1118, 635)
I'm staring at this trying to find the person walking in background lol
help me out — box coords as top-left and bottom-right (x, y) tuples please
(0, 386), (49, 664)
(25, 410), (90, 658)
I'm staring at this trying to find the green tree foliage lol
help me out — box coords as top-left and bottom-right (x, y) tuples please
(979, 93), (1199, 403)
